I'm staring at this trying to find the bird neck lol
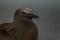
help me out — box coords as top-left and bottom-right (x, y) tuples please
(13, 17), (33, 24)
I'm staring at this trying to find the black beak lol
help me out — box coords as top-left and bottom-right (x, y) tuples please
(26, 14), (39, 18)
(31, 14), (39, 18)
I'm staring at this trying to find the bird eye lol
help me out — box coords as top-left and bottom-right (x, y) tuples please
(22, 12), (26, 14)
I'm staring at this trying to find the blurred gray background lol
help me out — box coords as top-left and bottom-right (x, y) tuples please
(0, 0), (60, 40)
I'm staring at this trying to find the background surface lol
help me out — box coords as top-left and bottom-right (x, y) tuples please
(0, 0), (60, 40)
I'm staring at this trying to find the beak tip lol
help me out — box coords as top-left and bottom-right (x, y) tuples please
(32, 15), (40, 18)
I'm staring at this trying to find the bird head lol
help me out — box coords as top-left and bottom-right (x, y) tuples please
(14, 8), (39, 22)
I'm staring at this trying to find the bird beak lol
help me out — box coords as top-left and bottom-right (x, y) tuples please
(31, 14), (39, 18)
(26, 14), (39, 18)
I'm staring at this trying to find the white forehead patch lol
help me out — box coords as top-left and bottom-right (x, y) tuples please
(21, 8), (33, 14)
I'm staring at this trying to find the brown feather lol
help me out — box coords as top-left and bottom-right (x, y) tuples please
(0, 8), (38, 40)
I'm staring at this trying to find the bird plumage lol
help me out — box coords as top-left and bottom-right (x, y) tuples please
(0, 8), (39, 40)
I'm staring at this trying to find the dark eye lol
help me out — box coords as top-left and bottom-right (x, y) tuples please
(22, 12), (26, 14)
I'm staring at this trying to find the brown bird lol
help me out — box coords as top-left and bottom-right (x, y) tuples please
(0, 8), (39, 40)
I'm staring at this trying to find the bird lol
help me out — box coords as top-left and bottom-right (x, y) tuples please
(0, 8), (39, 40)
